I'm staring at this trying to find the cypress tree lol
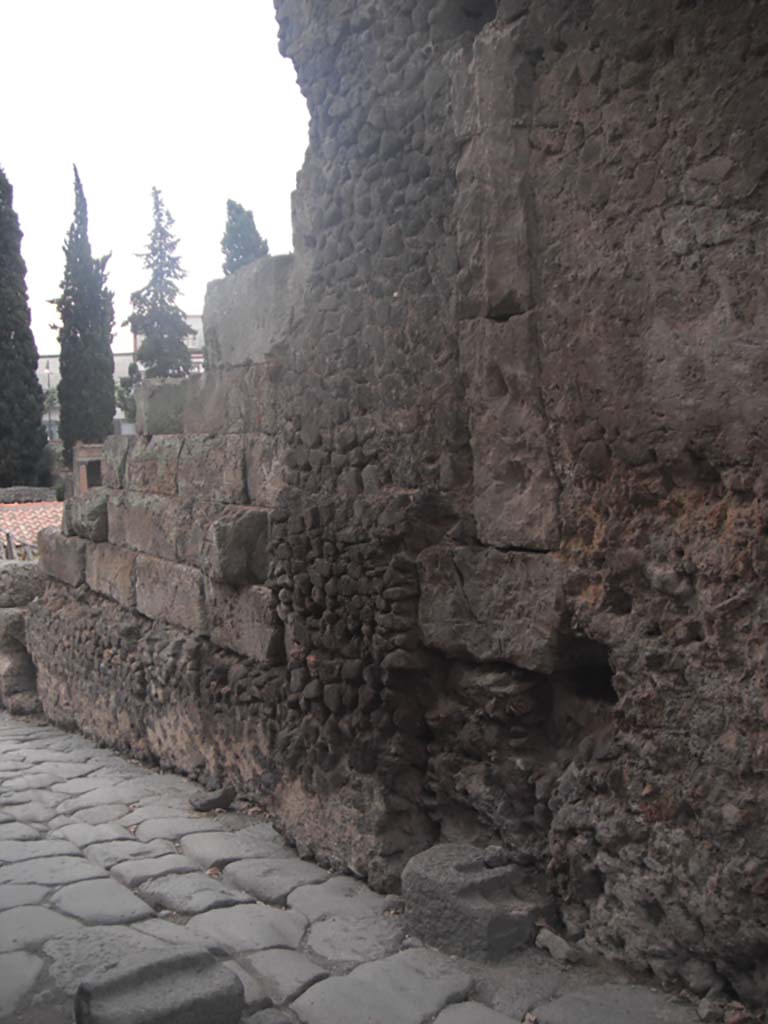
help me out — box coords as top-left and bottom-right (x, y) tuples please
(127, 189), (193, 378)
(221, 199), (269, 275)
(54, 166), (116, 467)
(0, 166), (47, 487)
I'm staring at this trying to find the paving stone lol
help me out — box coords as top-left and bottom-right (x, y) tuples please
(0, 855), (108, 886)
(118, 801), (198, 826)
(187, 904), (308, 954)
(0, 822), (40, 841)
(0, 951), (44, 1018)
(242, 949), (328, 1004)
(4, 802), (59, 824)
(0, 883), (50, 911)
(129, 918), (219, 951)
(287, 876), (389, 922)
(222, 960), (271, 1011)
(111, 853), (199, 888)
(181, 828), (288, 869)
(51, 822), (132, 847)
(138, 871), (246, 914)
(2, 772), (63, 791)
(135, 817), (235, 842)
(52, 777), (111, 795)
(305, 913), (406, 966)
(292, 949), (472, 1024)
(72, 803), (131, 825)
(532, 983), (699, 1024)
(44, 925), (170, 995)
(0, 838), (81, 864)
(223, 858), (329, 905)
(86, 838), (175, 870)
(0, 905), (84, 952)
(433, 1003), (515, 1024)
(245, 1012), (296, 1024)
(50, 878), (154, 924)
(73, 947), (245, 1024)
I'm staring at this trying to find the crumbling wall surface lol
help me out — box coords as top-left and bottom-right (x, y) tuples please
(26, 0), (768, 1007)
(0, 562), (46, 715)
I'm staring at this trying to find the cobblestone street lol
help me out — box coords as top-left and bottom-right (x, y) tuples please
(0, 712), (704, 1023)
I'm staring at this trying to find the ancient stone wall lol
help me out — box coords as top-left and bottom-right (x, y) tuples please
(27, 0), (768, 1007)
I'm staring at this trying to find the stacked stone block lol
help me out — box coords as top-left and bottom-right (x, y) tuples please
(0, 562), (46, 714)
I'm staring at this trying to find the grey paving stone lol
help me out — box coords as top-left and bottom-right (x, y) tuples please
(52, 776), (110, 795)
(244, 1012), (296, 1024)
(305, 913), (406, 966)
(129, 918), (219, 951)
(433, 1003), (515, 1024)
(0, 951), (44, 1018)
(187, 904), (308, 954)
(138, 872), (246, 914)
(0, 838), (81, 864)
(181, 829), (289, 870)
(223, 858), (329, 905)
(72, 803), (131, 825)
(0, 883), (50, 911)
(58, 782), (161, 815)
(2, 772), (63, 791)
(287, 876), (389, 922)
(222, 960), (271, 1011)
(3, 801), (59, 824)
(73, 947), (245, 1024)
(43, 925), (169, 995)
(0, 789), (63, 808)
(532, 983), (699, 1024)
(50, 822), (132, 847)
(50, 878), (154, 924)
(110, 853), (199, 888)
(135, 817), (232, 842)
(86, 838), (175, 870)
(243, 949), (328, 1004)
(118, 801), (198, 826)
(292, 949), (472, 1024)
(0, 905), (84, 952)
(0, 823), (40, 841)
(0, 854), (108, 886)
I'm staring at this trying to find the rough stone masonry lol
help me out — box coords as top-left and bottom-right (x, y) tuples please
(25, 0), (768, 1010)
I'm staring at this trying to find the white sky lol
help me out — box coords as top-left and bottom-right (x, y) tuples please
(1, 0), (309, 355)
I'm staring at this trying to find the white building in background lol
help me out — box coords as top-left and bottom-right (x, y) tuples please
(37, 316), (205, 441)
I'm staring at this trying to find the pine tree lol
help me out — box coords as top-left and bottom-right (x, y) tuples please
(0, 166), (47, 487)
(128, 189), (193, 378)
(54, 166), (116, 467)
(222, 199), (269, 275)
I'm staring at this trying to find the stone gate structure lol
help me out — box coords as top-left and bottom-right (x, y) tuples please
(27, 0), (768, 1008)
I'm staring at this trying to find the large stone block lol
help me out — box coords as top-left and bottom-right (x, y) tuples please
(417, 546), (565, 673)
(177, 435), (247, 505)
(134, 379), (188, 436)
(204, 255), (295, 368)
(125, 436), (183, 497)
(107, 494), (178, 562)
(85, 544), (137, 608)
(0, 562), (46, 608)
(202, 507), (270, 585)
(459, 316), (560, 550)
(0, 647), (36, 700)
(182, 365), (279, 436)
(38, 529), (87, 587)
(63, 489), (109, 543)
(135, 555), (207, 633)
(101, 436), (135, 490)
(0, 607), (26, 647)
(205, 581), (283, 661)
(245, 434), (287, 509)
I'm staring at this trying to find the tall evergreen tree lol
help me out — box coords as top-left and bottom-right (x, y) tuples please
(127, 189), (193, 378)
(0, 166), (47, 486)
(54, 166), (116, 467)
(221, 199), (269, 275)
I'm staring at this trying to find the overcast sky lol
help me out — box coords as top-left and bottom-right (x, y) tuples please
(1, 0), (309, 355)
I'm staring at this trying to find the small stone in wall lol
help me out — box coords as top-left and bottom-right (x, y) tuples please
(535, 927), (582, 964)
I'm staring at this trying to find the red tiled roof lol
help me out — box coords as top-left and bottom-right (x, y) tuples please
(0, 502), (63, 546)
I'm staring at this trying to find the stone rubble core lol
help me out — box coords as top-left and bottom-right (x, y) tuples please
(0, 713), (704, 1024)
(25, 0), (768, 1012)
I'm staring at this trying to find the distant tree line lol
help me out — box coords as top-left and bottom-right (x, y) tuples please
(0, 163), (270, 483)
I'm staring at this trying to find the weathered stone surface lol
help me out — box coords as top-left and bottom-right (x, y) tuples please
(180, 828), (288, 869)
(0, 905), (84, 952)
(223, 857), (328, 906)
(138, 871), (245, 914)
(110, 853), (198, 889)
(0, 951), (44, 1018)
(181, 365), (278, 436)
(85, 543), (136, 608)
(101, 436), (134, 490)
(107, 493), (178, 561)
(134, 555), (206, 633)
(417, 547), (565, 672)
(204, 255), (294, 368)
(402, 844), (544, 960)
(287, 876), (389, 922)
(73, 947), (245, 1024)
(205, 581), (283, 661)
(0, 855), (106, 886)
(125, 436), (182, 496)
(242, 949), (328, 1005)
(292, 949), (472, 1024)
(85, 838), (175, 870)
(187, 904), (307, 953)
(52, 823), (132, 847)
(0, 838), (79, 863)
(134, 818), (233, 843)
(244, 434), (286, 508)
(37, 528), (87, 586)
(203, 507), (270, 585)
(434, 1005), (515, 1024)
(306, 913), (405, 966)
(532, 983), (699, 1024)
(0, 563), (46, 608)
(63, 489), (110, 543)
(0, 607), (26, 647)
(43, 925), (167, 995)
(221, 960), (271, 1011)
(0, 884), (50, 910)
(177, 435), (247, 504)
(0, 647), (36, 700)
(50, 878), (153, 924)
(134, 379), (187, 436)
